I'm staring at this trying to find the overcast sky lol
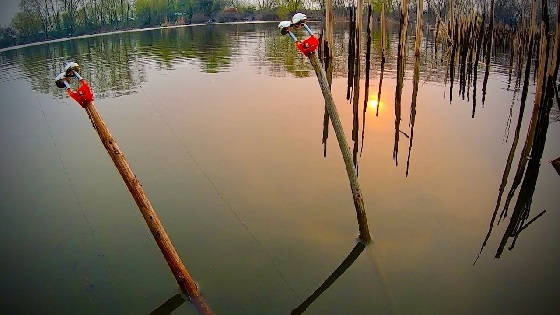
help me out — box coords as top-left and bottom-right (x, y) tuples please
(1, 0), (20, 27)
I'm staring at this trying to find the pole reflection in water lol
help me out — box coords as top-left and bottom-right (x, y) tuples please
(473, 10), (486, 118)
(377, 4), (386, 118)
(406, 0), (423, 178)
(482, 0), (496, 106)
(476, 0), (557, 260)
(376, 57), (385, 118)
(394, 0), (409, 166)
(360, 4), (373, 156)
(291, 242), (366, 315)
(150, 293), (187, 315)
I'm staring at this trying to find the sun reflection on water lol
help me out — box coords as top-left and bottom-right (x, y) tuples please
(368, 99), (381, 111)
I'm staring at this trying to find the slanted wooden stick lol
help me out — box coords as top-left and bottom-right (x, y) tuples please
(308, 52), (372, 243)
(84, 100), (213, 314)
(60, 72), (212, 314)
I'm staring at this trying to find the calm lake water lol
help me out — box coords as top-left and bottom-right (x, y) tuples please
(0, 21), (559, 314)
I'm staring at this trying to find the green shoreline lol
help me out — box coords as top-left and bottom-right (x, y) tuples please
(0, 20), (278, 53)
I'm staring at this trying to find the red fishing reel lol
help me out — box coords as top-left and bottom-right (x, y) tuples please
(296, 35), (319, 57)
(279, 13), (319, 57)
(67, 80), (94, 107)
(55, 62), (94, 108)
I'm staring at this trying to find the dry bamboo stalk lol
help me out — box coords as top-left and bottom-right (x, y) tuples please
(414, 0), (423, 59)
(406, 0), (423, 177)
(346, 8), (356, 100)
(481, 0), (495, 105)
(321, 0), (334, 157)
(394, 0), (409, 165)
(82, 101), (212, 315)
(322, 0), (334, 85)
(352, 0), (363, 166)
(309, 52), (372, 243)
(500, 0), (549, 222)
(474, 0), (540, 264)
(376, 4), (386, 118)
(381, 4), (386, 62)
(497, 0), (558, 254)
(472, 9), (486, 118)
(360, 4), (373, 155)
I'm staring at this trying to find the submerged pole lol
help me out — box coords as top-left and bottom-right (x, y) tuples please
(55, 65), (212, 315)
(279, 17), (372, 242)
(309, 51), (372, 242)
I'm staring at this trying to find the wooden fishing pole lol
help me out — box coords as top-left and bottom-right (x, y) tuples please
(279, 16), (372, 243)
(55, 64), (212, 315)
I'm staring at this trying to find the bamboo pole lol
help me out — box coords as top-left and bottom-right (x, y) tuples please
(309, 51), (372, 243)
(352, 0), (363, 145)
(406, 0), (422, 177)
(321, 0), (334, 157)
(81, 100), (212, 315)
(376, 4), (386, 117)
(381, 4), (386, 63)
(500, 0), (549, 222)
(481, 0), (495, 105)
(474, 0), (538, 264)
(472, 9), (486, 117)
(361, 4), (373, 155)
(394, 0), (409, 164)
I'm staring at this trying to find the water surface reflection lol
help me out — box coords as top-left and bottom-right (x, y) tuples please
(0, 21), (559, 314)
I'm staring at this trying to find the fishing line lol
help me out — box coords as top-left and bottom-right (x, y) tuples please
(35, 93), (119, 305)
(363, 244), (395, 314)
(138, 88), (300, 299)
(35, 93), (96, 238)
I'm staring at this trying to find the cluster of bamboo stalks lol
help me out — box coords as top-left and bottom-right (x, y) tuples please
(471, 0), (560, 262)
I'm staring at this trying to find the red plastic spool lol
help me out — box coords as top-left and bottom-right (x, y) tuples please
(296, 35), (319, 57)
(67, 80), (94, 107)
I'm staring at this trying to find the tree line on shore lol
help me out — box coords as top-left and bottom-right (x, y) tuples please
(0, 0), (313, 48)
(0, 1), (542, 49)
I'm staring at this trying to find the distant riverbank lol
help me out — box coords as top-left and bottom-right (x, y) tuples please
(0, 20), (279, 53)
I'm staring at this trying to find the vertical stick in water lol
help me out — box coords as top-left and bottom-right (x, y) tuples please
(474, 0), (537, 263)
(394, 0), (409, 165)
(449, 20), (458, 103)
(406, 0), (423, 177)
(482, 0), (495, 105)
(361, 4), (373, 155)
(347, 7), (356, 101)
(377, 4), (386, 117)
(467, 18), (475, 101)
(352, 0), (363, 170)
(381, 4), (387, 64)
(497, 9), (557, 255)
(321, 0), (334, 157)
(473, 10), (486, 118)
(500, 0), (550, 223)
